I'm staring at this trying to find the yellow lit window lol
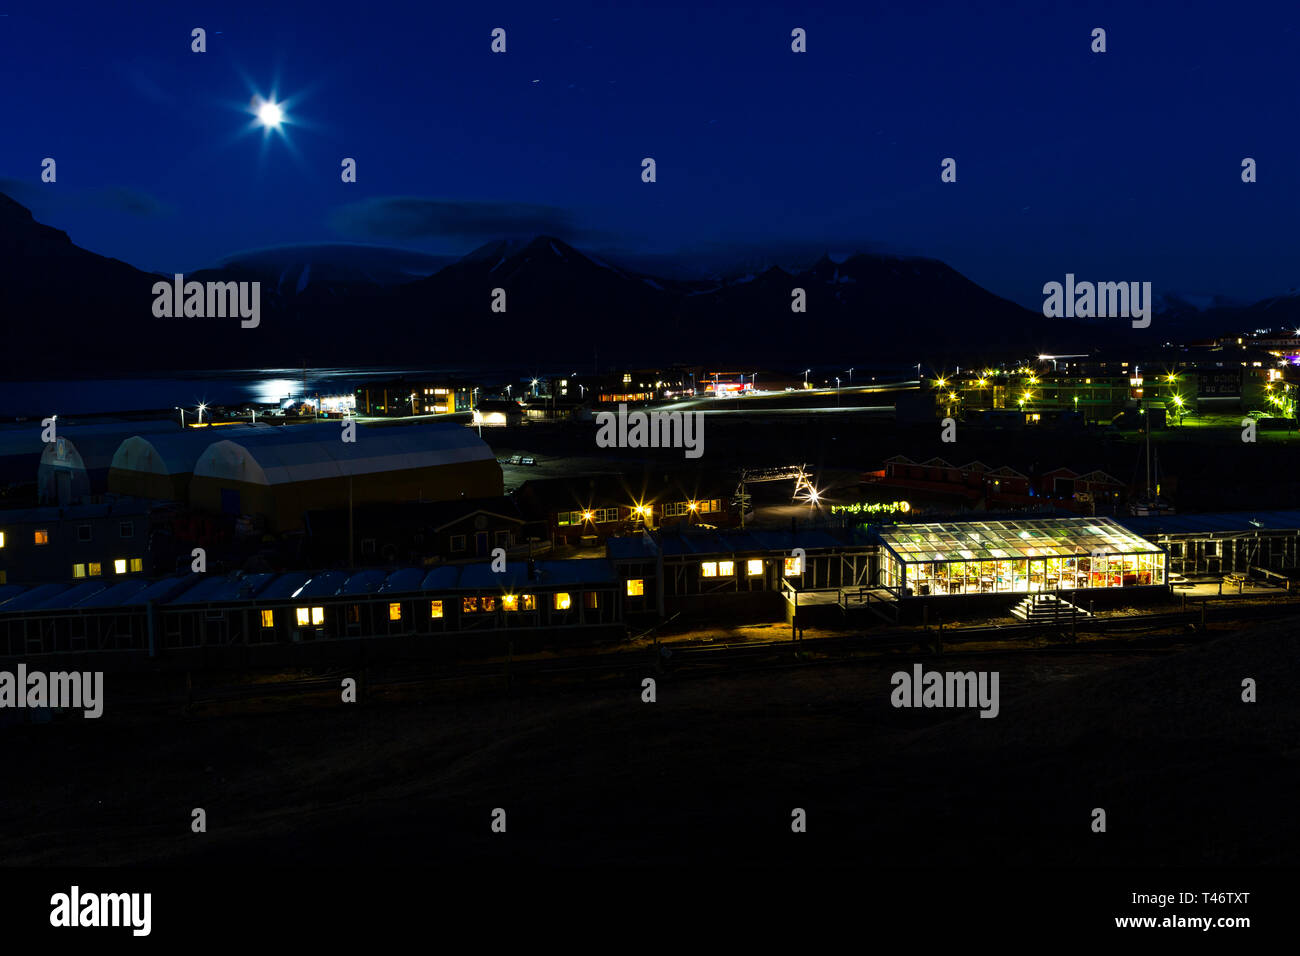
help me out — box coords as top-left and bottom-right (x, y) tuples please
(747, 559), (763, 576)
(114, 558), (127, 574)
(34, 530), (49, 545)
(73, 563), (86, 578)
(482, 595), (496, 612)
(626, 578), (645, 596)
(554, 592), (571, 610)
(521, 594), (536, 610)
(718, 561), (735, 576)
(701, 562), (717, 577)
(130, 558), (143, 573)
(260, 609), (274, 628)
(784, 556), (803, 576)
(430, 600), (444, 618)
(388, 602), (401, 621)
(312, 607), (325, 626)
(462, 596), (478, 613)
(502, 594), (518, 611)
(296, 607), (310, 626)
(0, 531), (5, 547)
(87, 562), (102, 577)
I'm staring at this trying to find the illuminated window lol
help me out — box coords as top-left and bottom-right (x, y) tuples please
(260, 610), (274, 628)
(463, 596), (478, 613)
(701, 561), (719, 577)
(113, 559), (127, 574)
(718, 561), (735, 576)
(784, 556), (803, 576)
(388, 602), (402, 621)
(73, 563), (86, 578)
(584, 592), (599, 609)
(87, 562), (102, 577)
(0, 531), (5, 548)
(312, 607), (325, 626)
(296, 607), (310, 626)
(626, 578), (645, 596)
(34, 530), (49, 545)
(554, 592), (572, 610)
(130, 558), (143, 573)
(430, 600), (444, 618)
(747, 559), (763, 576)
(501, 594), (518, 611)
(482, 595), (497, 612)
(521, 594), (536, 610)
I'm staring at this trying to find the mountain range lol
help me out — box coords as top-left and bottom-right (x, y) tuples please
(0, 190), (1289, 377)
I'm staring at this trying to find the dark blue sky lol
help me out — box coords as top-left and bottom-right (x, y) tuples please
(2, 0), (1297, 308)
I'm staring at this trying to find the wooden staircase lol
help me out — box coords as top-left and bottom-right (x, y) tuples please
(1011, 593), (1091, 623)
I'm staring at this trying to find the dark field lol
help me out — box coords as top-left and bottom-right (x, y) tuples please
(5, 618), (1297, 868)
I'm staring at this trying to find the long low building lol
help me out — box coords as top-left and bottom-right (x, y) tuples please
(108, 425), (266, 501)
(0, 558), (619, 658)
(35, 421), (182, 504)
(5, 510), (1300, 661)
(1119, 510), (1300, 577)
(188, 422), (503, 531)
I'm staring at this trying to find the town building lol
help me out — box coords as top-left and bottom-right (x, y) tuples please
(0, 497), (154, 585)
(303, 496), (533, 566)
(514, 472), (736, 547)
(355, 380), (477, 416)
(188, 422), (502, 532)
(926, 349), (1294, 425)
(867, 456), (1126, 514)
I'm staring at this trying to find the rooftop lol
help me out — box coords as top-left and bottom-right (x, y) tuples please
(878, 516), (1161, 564)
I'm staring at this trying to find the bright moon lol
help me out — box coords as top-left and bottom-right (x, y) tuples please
(257, 100), (284, 128)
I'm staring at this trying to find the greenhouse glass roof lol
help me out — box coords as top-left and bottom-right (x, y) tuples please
(877, 516), (1162, 563)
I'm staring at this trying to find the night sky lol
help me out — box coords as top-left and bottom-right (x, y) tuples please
(2, 0), (1297, 308)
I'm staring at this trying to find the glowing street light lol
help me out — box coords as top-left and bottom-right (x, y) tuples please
(197, 402), (207, 424)
(256, 99), (284, 129)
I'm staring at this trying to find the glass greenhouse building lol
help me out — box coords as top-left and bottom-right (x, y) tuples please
(877, 516), (1166, 597)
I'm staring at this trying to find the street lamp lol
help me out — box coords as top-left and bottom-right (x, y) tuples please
(835, 376), (841, 406)
(175, 406), (185, 427)
(197, 402), (207, 424)
(847, 367), (854, 383)
(803, 368), (811, 389)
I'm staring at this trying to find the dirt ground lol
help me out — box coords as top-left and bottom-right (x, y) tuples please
(3, 613), (1297, 868)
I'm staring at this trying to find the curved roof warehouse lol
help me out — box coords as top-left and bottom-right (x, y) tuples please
(109, 425), (265, 501)
(35, 421), (181, 504)
(187, 422), (503, 531)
